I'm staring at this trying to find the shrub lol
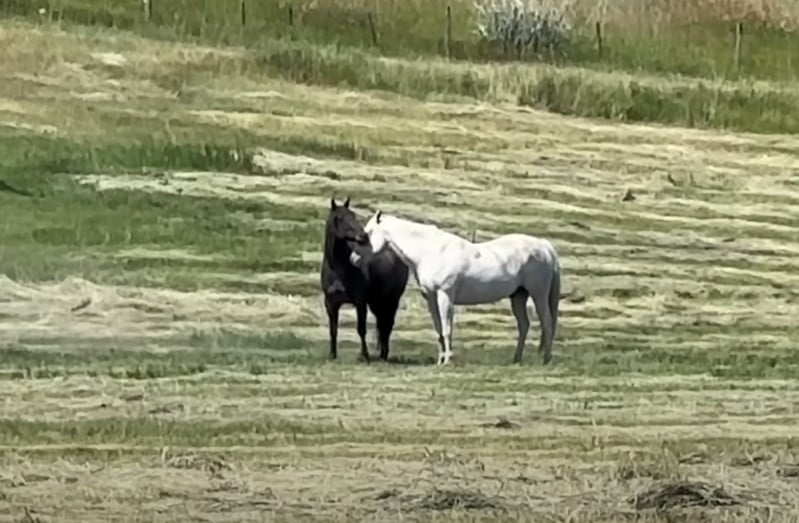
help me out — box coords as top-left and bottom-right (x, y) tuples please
(473, 0), (574, 58)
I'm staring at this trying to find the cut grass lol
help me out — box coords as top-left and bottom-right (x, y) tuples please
(1, 17), (799, 523)
(3, 22), (799, 381)
(1, 366), (798, 522)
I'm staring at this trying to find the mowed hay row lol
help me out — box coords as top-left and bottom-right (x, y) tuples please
(3, 15), (799, 372)
(68, 105), (799, 372)
(1, 18), (799, 523)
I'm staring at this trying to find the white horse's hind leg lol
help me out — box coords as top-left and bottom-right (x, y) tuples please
(510, 290), (530, 363)
(530, 292), (553, 365)
(424, 294), (445, 365)
(436, 290), (455, 365)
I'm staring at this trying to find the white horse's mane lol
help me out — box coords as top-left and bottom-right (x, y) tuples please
(382, 213), (470, 244)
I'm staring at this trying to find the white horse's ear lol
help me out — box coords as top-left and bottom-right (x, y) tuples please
(376, 210), (382, 223)
(343, 196), (350, 208)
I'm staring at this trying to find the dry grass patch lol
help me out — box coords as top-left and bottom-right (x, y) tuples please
(2, 16), (799, 523)
(1, 365), (799, 521)
(631, 479), (744, 510)
(585, 0), (799, 29)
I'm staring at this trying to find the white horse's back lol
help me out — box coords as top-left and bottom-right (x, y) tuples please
(453, 233), (558, 305)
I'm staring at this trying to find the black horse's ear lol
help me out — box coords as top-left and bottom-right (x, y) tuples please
(343, 196), (350, 208)
(330, 197), (337, 210)
(376, 210), (382, 223)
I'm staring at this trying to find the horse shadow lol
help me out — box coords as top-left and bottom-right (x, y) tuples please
(0, 180), (33, 197)
(382, 353), (437, 366)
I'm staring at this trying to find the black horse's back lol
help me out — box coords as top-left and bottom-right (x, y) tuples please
(321, 197), (409, 362)
(367, 249), (408, 301)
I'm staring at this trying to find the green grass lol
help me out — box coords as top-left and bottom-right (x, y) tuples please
(5, 4), (799, 134)
(29, 19), (799, 135)
(1, 16), (799, 522)
(3, 330), (797, 380)
(0, 130), (338, 283)
(6, 0), (799, 81)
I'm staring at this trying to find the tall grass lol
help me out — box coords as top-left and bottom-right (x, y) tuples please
(590, 0), (799, 31)
(3, 0), (799, 81)
(2, 0), (799, 133)
(249, 38), (799, 134)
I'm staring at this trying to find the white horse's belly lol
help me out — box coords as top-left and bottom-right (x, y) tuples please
(453, 275), (519, 305)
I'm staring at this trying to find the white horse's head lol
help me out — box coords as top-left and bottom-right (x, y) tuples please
(364, 210), (388, 253)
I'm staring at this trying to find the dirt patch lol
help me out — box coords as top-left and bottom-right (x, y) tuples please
(777, 465), (799, 478)
(163, 452), (232, 476)
(480, 417), (520, 430)
(730, 453), (770, 467)
(631, 480), (744, 510)
(374, 487), (507, 511)
(419, 488), (503, 510)
(615, 461), (668, 481)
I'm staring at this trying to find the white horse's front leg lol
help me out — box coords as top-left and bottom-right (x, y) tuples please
(424, 292), (444, 364)
(436, 290), (455, 365)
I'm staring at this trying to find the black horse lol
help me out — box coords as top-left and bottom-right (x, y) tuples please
(320, 197), (409, 362)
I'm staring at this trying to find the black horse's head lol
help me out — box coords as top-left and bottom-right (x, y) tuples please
(326, 197), (370, 267)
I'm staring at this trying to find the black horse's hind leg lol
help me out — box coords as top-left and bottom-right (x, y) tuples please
(375, 306), (397, 361)
(325, 297), (340, 360)
(356, 301), (371, 363)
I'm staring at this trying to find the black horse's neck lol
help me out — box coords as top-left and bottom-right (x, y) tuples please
(324, 233), (366, 275)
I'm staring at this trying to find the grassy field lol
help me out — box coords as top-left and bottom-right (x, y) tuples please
(8, 1), (799, 135)
(2, 15), (799, 523)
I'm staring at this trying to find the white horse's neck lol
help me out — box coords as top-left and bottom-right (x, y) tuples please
(381, 216), (440, 272)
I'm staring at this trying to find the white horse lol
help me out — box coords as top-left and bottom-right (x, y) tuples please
(363, 211), (560, 366)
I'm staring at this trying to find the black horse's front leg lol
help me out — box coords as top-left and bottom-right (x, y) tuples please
(325, 296), (340, 360)
(355, 301), (370, 363)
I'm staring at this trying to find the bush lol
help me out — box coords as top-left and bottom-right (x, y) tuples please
(473, 0), (574, 58)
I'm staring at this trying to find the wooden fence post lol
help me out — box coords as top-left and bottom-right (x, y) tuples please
(445, 4), (452, 59)
(240, 0), (246, 27)
(734, 22), (743, 70)
(367, 12), (379, 46)
(287, 3), (294, 39)
(595, 21), (603, 58)
(143, 0), (153, 22)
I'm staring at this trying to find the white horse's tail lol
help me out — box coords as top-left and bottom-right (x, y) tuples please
(548, 260), (560, 348)
(549, 261), (560, 341)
